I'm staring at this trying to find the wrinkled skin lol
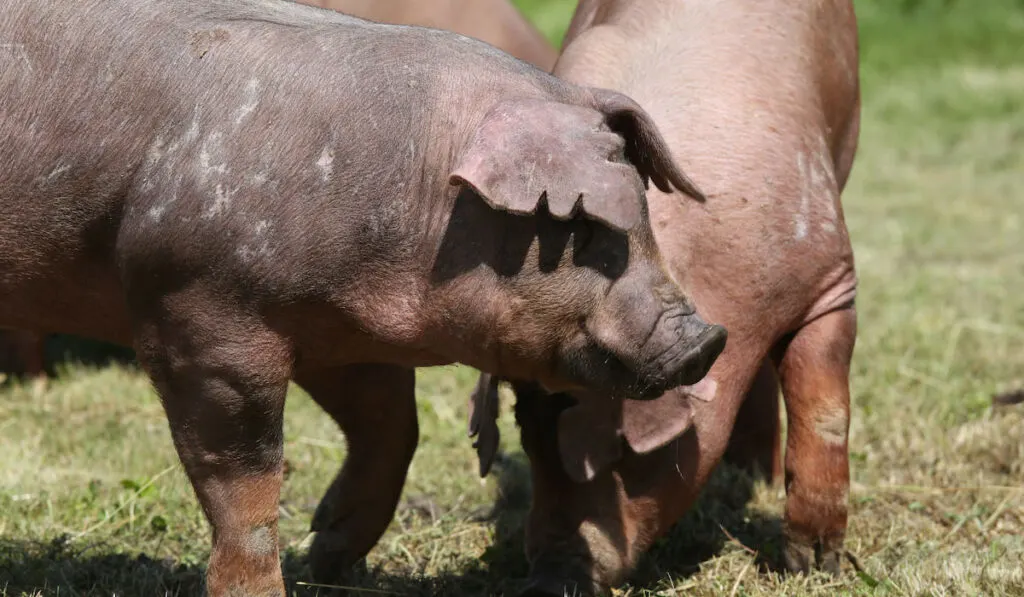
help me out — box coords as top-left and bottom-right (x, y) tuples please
(299, 0), (557, 70)
(0, 1), (724, 595)
(504, 0), (861, 594)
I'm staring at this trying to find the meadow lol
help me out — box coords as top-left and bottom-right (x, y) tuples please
(1, 0), (1023, 595)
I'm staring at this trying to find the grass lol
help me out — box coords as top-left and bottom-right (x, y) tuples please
(2, 0), (1024, 595)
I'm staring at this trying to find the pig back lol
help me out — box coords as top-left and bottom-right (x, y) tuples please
(299, 0), (556, 69)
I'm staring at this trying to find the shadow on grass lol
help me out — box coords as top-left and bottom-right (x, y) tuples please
(0, 535), (204, 596)
(310, 453), (783, 595)
(0, 455), (534, 597)
(0, 441), (781, 596)
(630, 463), (785, 588)
(288, 452), (538, 596)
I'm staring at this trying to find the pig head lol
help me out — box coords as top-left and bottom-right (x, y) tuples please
(441, 93), (726, 401)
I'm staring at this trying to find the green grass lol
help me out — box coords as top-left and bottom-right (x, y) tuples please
(3, 0), (1024, 595)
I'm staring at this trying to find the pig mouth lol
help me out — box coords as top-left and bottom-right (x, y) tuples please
(635, 316), (727, 400)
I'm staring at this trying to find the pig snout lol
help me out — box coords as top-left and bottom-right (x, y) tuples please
(641, 310), (727, 398)
(582, 279), (727, 401)
(519, 520), (632, 597)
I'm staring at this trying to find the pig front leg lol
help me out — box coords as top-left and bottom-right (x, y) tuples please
(295, 364), (418, 585)
(775, 307), (856, 575)
(132, 297), (293, 597)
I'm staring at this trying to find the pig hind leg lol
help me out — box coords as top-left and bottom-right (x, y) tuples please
(295, 364), (418, 585)
(723, 358), (782, 483)
(774, 307), (856, 575)
(133, 301), (292, 597)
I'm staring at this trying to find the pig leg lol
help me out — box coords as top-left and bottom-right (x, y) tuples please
(775, 307), (856, 575)
(723, 359), (782, 483)
(295, 364), (418, 584)
(133, 311), (292, 597)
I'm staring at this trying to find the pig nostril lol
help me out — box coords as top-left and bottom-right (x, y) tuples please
(662, 321), (727, 388)
(704, 324), (727, 357)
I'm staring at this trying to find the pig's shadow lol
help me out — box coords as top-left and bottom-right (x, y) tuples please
(281, 452), (540, 596)
(285, 453), (780, 596)
(0, 459), (777, 596)
(0, 536), (206, 596)
(0, 458), (531, 597)
(627, 464), (785, 587)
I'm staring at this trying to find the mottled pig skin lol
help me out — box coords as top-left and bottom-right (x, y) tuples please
(0, 0), (558, 401)
(0, 0), (727, 594)
(0, 0), (557, 394)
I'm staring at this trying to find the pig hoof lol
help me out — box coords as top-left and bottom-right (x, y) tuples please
(819, 547), (841, 575)
(308, 530), (367, 587)
(782, 535), (842, 576)
(782, 539), (814, 574)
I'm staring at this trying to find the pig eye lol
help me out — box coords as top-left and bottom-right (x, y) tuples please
(571, 219), (629, 280)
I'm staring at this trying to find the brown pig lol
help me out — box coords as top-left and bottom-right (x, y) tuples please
(299, 0), (557, 70)
(471, 0), (861, 594)
(0, 0), (726, 595)
(0, 0), (556, 389)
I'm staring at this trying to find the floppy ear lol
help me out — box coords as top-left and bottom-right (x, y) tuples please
(621, 391), (694, 454)
(590, 88), (707, 201)
(449, 99), (646, 232)
(468, 373), (501, 477)
(556, 390), (695, 483)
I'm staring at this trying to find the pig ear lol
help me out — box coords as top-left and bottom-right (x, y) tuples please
(621, 392), (694, 454)
(468, 372), (501, 478)
(556, 391), (695, 483)
(448, 99), (645, 232)
(590, 88), (707, 201)
(557, 400), (623, 484)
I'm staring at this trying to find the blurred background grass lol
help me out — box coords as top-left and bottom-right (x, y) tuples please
(2, 0), (1023, 595)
